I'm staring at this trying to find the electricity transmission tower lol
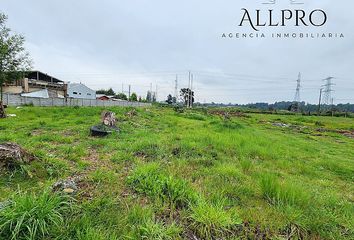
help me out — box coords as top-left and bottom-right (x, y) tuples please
(291, 72), (301, 112)
(294, 72), (301, 103)
(322, 77), (335, 106)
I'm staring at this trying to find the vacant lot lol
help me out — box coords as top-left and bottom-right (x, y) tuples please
(0, 106), (353, 239)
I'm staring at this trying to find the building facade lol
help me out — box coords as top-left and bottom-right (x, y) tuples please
(67, 83), (96, 99)
(2, 71), (66, 97)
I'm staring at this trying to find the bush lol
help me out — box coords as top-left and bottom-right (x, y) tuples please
(0, 191), (70, 240)
(188, 198), (242, 239)
(127, 163), (197, 208)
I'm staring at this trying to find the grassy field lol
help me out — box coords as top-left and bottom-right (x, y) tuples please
(0, 106), (353, 240)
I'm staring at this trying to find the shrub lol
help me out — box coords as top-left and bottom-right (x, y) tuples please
(188, 198), (242, 239)
(127, 163), (197, 208)
(0, 191), (70, 240)
(260, 174), (309, 207)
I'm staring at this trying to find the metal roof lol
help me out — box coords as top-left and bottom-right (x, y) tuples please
(25, 71), (64, 83)
(21, 89), (49, 98)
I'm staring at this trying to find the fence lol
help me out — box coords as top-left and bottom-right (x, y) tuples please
(3, 94), (151, 108)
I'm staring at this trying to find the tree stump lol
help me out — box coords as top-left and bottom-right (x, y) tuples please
(0, 101), (6, 118)
(0, 143), (35, 169)
(90, 111), (119, 137)
(101, 111), (117, 127)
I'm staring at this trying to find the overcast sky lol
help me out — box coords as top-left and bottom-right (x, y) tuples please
(2, 0), (354, 103)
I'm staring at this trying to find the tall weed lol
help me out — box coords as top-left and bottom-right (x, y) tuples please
(0, 191), (70, 240)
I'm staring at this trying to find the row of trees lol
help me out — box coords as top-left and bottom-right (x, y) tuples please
(98, 87), (195, 105)
(96, 88), (158, 102)
(203, 101), (354, 113)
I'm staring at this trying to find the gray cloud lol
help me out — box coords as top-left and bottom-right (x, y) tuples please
(2, 0), (353, 103)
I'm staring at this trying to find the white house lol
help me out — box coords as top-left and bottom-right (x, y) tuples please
(67, 83), (96, 99)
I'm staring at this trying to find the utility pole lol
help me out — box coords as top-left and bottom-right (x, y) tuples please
(174, 75), (178, 104)
(188, 71), (191, 108)
(331, 97), (334, 117)
(292, 72), (301, 112)
(155, 83), (158, 102)
(128, 85), (131, 100)
(121, 83), (124, 94)
(317, 88), (323, 116)
(191, 73), (194, 108)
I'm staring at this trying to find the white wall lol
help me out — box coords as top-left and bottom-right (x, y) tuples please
(3, 93), (151, 107)
(67, 83), (96, 99)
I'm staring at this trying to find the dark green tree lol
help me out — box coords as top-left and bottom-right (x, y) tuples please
(96, 89), (107, 94)
(146, 91), (152, 102)
(106, 88), (115, 96)
(0, 12), (32, 118)
(152, 92), (156, 103)
(130, 92), (137, 101)
(166, 94), (173, 104)
(115, 92), (128, 100)
(180, 88), (194, 107)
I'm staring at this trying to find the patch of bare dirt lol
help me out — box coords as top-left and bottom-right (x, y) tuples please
(30, 129), (43, 136)
(337, 130), (354, 139)
(316, 128), (354, 139)
(54, 148), (114, 200)
(208, 110), (249, 118)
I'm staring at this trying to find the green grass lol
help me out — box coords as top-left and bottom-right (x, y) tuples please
(0, 106), (353, 239)
(0, 191), (70, 240)
(188, 198), (242, 239)
(260, 173), (309, 207)
(127, 163), (197, 209)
